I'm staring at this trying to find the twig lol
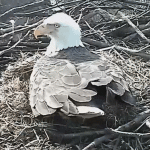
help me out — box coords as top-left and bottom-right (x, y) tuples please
(83, 38), (150, 60)
(44, 129), (49, 140)
(13, 127), (27, 141)
(83, 109), (150, 149)
(46, 129), (106, 143)
(134, 116), (150, 132)
(13, 125), (38, 141)
(110, 128), (150, 138)
(33, 129), (40, 142)
(121, 139), (134, 150)
(119, 11), (150, 43)
(116, 109), (150, 131)
(84, 20), (108, 44)
(92, 45), (115, 52)
(0, 0), (46, 19)
(82, 37), (109, 48)
(14, 0), (84, 17)
(0, 20), (43, 39)
(77, 13), (82, 24)
(68, 0), (88, 15)
(0, 136), (13, 145)
(18, 42), (48, 48)
(94, 45), (125, 60)
(113, 135), (121, 150)
(123, 0), (150, 6)
(124, 27), (150, 42)
(25, 140), (39, 147)
(83, 37), (149, 54)
(5, 100), (18, 112)
(83, 134), (115, 150)
(115, 45), (150, 53)
(136, 137), (144, 150)
(114, 45), (150, 60)
(0, 31), (30, 56)
(0, 25), (23, 35)
(40, 138), (47, 150)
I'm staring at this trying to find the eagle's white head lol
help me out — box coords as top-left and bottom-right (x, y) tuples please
(34, 13), (84, 56)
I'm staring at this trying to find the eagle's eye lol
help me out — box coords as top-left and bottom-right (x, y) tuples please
(54, 24), (60, 28)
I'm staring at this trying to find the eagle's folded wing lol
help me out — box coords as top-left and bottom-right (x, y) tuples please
(30, 55), (135, 118)
(30, 56), (102, 118)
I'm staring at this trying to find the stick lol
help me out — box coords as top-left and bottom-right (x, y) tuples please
(83, 109), (150, 150)
(123, 0), (149, 6)
(124, 27), (150, 41)
(119, 11), (150, 43)
(110, 128), (150, 138)
(0, 31), (30, 56)
(0, 0), (46, 19)
(0, 20), (43, 39)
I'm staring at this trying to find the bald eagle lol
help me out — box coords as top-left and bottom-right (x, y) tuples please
(30, 13), (135, 118)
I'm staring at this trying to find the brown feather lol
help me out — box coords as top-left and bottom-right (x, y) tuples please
(29, 46), (136, 118)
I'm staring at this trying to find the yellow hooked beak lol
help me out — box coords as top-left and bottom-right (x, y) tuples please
(34, 23), (57, 39)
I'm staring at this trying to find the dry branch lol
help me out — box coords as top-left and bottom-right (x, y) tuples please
(123, 0), (150, 6)
(0, 31), (30, 56)
(83, 109), (150, 150)
(119, 11), (150, 43)
(0, 20), (43, 39)
(0, 0), (46, 19)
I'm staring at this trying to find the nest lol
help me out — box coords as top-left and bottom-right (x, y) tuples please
(0, 0), (150, 149)
(0, 50), (149, 149)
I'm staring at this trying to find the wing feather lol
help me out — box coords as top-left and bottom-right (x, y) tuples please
(61, 74), (81, 86)
(69, 88), (97, 97)
(36, 101), (56, 115)
(69, 92), (91, 102)
(91, 76), (113, 86)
